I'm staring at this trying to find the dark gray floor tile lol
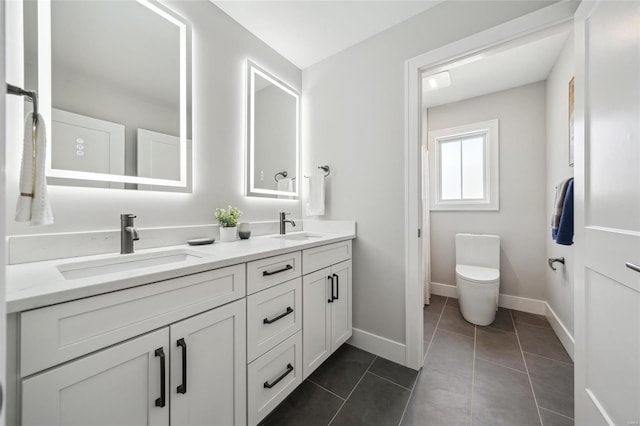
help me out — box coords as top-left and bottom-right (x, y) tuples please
(369, 357), (418, 389)
(425, 294), (447, 314)
(446, 297), (459, 308)
(525, 353), (574, 418)
(309, 344), (375, 398)
(472, 359), (541, 426)
(424, 311), (441, 352)
(513, 310), (552, 328)
(487, 307), (515, 333)
(476, 327), (526, 372)
(539, 408), (574, 426)
(425, 330), (474, 379)
(331, 372), (410, 426)
(259, 381), (343, 426)
(516, 323), (573, 364)
(438, 306), (475, 338)
(401, 366), (472, 426)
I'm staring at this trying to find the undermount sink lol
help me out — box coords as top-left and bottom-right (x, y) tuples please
(57, 249), (205, 280)
(269, 232), (326, 241)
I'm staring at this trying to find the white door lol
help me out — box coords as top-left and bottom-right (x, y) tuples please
(330, 260), (352, 351)
(574, 1), (640, 425)
(170, 299), (246, 426)
(302, 267), (331, 379)
(21, 328), (169, 426)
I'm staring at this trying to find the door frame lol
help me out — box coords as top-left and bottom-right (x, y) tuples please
(403, 2), (577, 370)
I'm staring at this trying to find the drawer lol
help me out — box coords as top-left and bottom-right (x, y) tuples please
(247, 331), (302, 426)
(302, 240), (351, 274)
(21, 264), (246, 376)
(247, 278), (301, 362)
(247, 251), (301, 295)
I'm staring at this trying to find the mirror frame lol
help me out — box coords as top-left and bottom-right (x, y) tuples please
(246, 60), (300, 198)
(38, 0), (191, 188)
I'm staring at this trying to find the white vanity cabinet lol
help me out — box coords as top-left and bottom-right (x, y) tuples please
(302, 241), (352, 379)
(18, 265), (247, 426)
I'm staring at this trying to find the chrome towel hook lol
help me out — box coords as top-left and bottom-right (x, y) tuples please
(548, 257), (565, 271)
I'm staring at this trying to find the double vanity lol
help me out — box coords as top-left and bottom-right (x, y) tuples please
(5, 224), (355, 425)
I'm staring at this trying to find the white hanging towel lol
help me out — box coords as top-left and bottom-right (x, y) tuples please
(277, 178), (294, 200)
(15, 113), (54, 226)
(305, 174), (325, 216)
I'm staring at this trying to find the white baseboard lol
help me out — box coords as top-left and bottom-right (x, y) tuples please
(544, 302), (575, 361)
(430, 282), (546, 314)
(347, 328), (406, 365)
(430, 282), (457, 298)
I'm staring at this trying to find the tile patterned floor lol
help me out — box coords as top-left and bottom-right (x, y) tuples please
(260, 296), (574, 426)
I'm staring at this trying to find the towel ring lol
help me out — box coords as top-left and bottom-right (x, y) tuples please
(274, 171), (288, 182)
(304, 165), (331, 179)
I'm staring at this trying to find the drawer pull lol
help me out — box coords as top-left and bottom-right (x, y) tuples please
(327, 275), (334, 303)
(263, 307), (294, 324)
(154, 347), (166, 407)
(263, 363), (294, 389)
(177, 338), (187, 394)
(263, 264), (293, 276)
(333, 273), (339, 300)
(626, 262), (640, 273)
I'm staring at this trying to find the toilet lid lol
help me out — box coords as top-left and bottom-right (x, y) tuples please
(456, 264), (500, 283)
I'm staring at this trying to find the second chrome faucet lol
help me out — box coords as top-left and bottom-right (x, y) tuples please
(279, 212), (296, 235)
(121, 214), (139, 254)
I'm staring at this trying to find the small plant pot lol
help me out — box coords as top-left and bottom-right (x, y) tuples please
(219, 226), (237, 242)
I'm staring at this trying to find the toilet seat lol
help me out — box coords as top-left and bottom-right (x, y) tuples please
(456, 264), (499, 283)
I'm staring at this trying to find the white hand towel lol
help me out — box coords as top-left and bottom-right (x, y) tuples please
(15, 113), (54, 226)
(305, 175), (325, 216)
(277, 178), (294, 200)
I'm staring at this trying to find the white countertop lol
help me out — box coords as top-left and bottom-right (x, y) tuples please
(6, 231), (355, 313)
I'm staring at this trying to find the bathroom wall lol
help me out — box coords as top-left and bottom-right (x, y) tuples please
(429, 82), (548, 300)
(545, 34), (575, 335)
(302, 1), (556, 344)
(5, 0), (302, 236)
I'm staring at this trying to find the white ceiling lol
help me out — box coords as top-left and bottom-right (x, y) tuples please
(422, 29), (571, 108)
(213, 1), (443, 69)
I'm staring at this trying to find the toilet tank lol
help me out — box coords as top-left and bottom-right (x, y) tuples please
(455, 234), (500, 269)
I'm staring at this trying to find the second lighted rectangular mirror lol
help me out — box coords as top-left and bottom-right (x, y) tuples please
(246, 60), (300, 198)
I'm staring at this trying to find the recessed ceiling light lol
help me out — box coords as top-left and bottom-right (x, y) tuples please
(423, 70), (451, 90)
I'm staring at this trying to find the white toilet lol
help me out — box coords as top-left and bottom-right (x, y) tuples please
(455, 233), (500, 326)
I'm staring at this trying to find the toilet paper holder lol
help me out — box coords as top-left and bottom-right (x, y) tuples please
(548, 257), (565, 271)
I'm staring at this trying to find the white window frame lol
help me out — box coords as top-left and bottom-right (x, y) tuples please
(428, 119), (499, 211)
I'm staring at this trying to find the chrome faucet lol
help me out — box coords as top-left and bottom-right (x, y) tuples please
(279, 212), (296, 234)
(120, 214), (139, 254)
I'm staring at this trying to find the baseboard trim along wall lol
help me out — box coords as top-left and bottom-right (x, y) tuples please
(430, 282), (575, 359)
(347, 328), (406, 366)
(544, 302), (575, 361)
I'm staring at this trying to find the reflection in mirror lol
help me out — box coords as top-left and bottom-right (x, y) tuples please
(246, 60), (299, 198)
(25, 0), (191, 191)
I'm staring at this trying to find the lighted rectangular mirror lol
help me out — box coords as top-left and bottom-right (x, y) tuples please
(246, 60), (299, 199)
(25, 0), (191, 191)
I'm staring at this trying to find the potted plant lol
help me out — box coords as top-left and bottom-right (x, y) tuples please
(215, 205), (242, 242)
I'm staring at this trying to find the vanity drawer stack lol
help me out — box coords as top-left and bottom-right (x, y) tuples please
(246, 252), (303, 425)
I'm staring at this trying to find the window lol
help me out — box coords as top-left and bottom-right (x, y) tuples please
(428, 119), (499, 211)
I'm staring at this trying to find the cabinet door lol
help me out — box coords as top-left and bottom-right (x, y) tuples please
(170, 299), (246, 426)
(302, 267), (332, 379)
(22, 328), (169, 426)
(330, 260), (352, 351)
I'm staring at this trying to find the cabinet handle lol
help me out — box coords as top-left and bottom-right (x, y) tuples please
(327, 275), (334, 303)
(154, 347), (166, 407)
(263, 307), (294, 324)
(626, 262), (640, 273)
(177, 338), (187, 394)
(333, 273), (339, 300)
(263, 264), (293, 276)
(263, 363), (294, 389)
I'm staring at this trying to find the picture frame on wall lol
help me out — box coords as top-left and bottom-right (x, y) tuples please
(568, 77), (575, 167)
